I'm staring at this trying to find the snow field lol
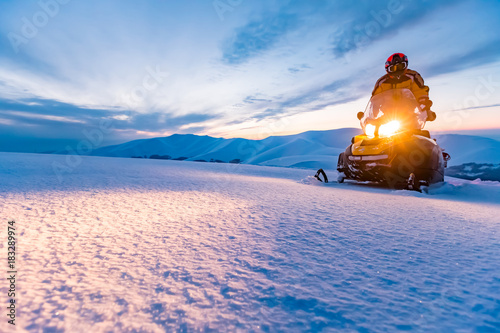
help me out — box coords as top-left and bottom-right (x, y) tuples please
(0, 152), (499, 332)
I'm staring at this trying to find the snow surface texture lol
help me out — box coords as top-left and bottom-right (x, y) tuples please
(89, 129), (500, 168)
(1, 152), (500, 332)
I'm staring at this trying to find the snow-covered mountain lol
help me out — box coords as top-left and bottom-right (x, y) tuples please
(434, 134), (500, 165)
(91, 128), (360, 169)
(446, 163), (500, 181)
(90, 129), (500, 168)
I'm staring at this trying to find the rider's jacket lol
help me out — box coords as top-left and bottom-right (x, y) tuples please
(372, 69), (430, 106)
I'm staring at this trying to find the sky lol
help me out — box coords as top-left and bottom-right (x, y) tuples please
(0, 0), (500, 153)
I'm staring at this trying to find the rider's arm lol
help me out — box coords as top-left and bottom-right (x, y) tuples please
(409, 70), (436, 121)
(371, 75), (387, 96)
(408, 70), (431, 107)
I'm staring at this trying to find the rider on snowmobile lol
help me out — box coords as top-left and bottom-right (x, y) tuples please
(372, 53), (436, 121)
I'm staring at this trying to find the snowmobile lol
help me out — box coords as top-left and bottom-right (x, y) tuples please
(315, 88), (450, 191)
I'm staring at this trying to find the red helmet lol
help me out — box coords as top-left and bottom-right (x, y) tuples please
(385, 53), (408, 73)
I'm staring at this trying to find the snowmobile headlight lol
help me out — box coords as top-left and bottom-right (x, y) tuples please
(378, 120), (400, 137)
(365, 124), (376, 138)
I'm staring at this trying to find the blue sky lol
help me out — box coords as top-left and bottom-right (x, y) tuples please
(1, 0), (500, 152)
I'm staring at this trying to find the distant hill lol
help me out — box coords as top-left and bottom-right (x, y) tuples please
(89, 128), (500, 169)
(445, 163), (500, 181)
(434, 134), (500, 166)
(91, 128), (361, 169)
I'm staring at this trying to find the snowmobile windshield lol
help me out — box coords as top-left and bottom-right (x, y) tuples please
(361, 89), (427, 138)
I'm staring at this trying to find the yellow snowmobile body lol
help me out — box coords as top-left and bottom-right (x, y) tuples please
(335, 89), (449, 189)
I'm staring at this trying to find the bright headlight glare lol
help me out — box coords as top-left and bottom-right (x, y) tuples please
(378, 120), (400, 137)
(365, 124), (376, 138)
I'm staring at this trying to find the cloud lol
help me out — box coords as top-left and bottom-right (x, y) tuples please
(251, 108), (287, 121)
(450, 103), (500, 112)
(329, 0), (466, 57)
(124, 113), (219, 132)
(222, 12), (300, 64)
(0, 98), (111, 121)
(0, 98), (218, 130)
(243, 95), (273, 104)
(0, 97), (220, 152)
(288, 64), (311, 74)
(279, 79), (350, 109)
(112, 115), (131, 121)
(424, 39), (500, 76)
(0, 118), (15, 125)
(2, 111), (86, 124)
(238, 78), (361, 122)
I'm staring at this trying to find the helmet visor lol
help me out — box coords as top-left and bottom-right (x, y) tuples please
(387, 62), (407, 73)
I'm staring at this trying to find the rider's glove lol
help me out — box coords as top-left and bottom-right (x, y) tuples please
(418, 98), (435, 121)
(418, 98), (433, 111)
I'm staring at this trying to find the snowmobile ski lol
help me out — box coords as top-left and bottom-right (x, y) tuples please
(314, 169), (328, 183)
